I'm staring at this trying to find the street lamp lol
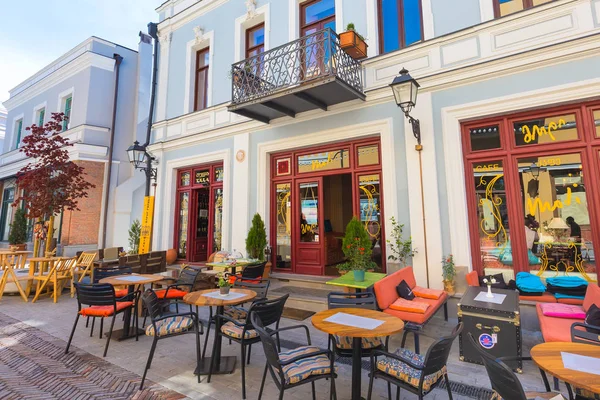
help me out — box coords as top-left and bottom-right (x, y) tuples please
(127, 140), (157, 196)
(526, 162), (545, 180)
(390, 68), (422, 147)
(390, 68), (430, 287)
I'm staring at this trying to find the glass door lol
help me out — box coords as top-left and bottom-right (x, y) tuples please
(356, 173), (384, 269)
(295, 178), (324, 275)
(275, 183), (292, 270)
(191, 188), (210, 262)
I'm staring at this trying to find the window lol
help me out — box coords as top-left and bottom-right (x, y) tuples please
(194, 48), (210, 111)
(378, 0), (423, 54)
(245, 23), (265, 59)
(36, 108), (45, 127)
(14, 119), (23, 149)
(62, 96), (72, 131)
(493, 0), (554, 18)
(301, 0), (335, 36)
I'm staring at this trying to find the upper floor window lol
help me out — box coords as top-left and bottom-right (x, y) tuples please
(246, 23), (265, 58)
(194, 48), (210, 111)
(14, 119), (23, 149)
(378, 0), (423, 54)
(301, 0), (335, 36)
(36, 108), (45, 127)
(494, 0), (554, 18)
(62, 96), (72, 131)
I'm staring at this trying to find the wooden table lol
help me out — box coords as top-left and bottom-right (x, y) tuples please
(326, 272), (387, 292)
(184, 288), (257, 376)
(99, 274), (164, 340)
(312, 308), (404, 400)
(531, 342), (600, 396)
(206, 259), (255, 275)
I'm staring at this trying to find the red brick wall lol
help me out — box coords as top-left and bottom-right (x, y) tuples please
(60, 160), (105, 246)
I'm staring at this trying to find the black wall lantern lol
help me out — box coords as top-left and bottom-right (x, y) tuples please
(127, 140), (157, 196)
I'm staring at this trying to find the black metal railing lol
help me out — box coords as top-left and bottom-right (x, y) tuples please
(230, 28), (363, 105)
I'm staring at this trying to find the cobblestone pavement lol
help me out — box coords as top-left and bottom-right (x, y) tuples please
(0, 292), (569, 400)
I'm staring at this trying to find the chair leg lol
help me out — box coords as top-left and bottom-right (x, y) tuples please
(103, 315), (116, 357)
(203, 316), (212, 359)
(553, 376), (559, 391)
(247, 344), (252, 365)
(443, 302), (448, 321)
(195, 317), (201, 384)
(331, 371), (337, 400)
(387, 381), (392, 400)
(53, 279), (58, 303)
(311, 382), (316, 400)
(99, 318), (104, 339)
(396, 386), (400, 400)
(279, 388), (285, 400)
(207, 331), (218, 383)
(65, 314), (80, 354)
(539, 368), (551, 392)
(258, 363), (268, 400)
(444, 373), (453, 400)
(90, 317), (96, 337)
(86, 316), (90, 328)
(414, 332), (420, 354)
(241, 344), (247, 399)
(140, 337), (158, 390)
(401, 331), (408, 348)
(135, 308), (139, 341)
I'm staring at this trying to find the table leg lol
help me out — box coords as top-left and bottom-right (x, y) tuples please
(106, 284), (144, 341)
(352, 337), (363, 400)
(195, 305), (236, 375)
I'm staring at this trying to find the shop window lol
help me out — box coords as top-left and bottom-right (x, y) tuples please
(494, 0), (555, 18)
(472, 160), (513, 271)
(593, 109), (600, 138)
(297, 149), (350, 173)
(513, 113), (578, 147)
(194, 48), (210, 111)
(378, 0), (423, 54)
(469, 124), (501, 152)
(276, 183), (292, 269)
(300, 182), (320, 243)
(276, 158), (291, 176)
(180, 171), (191, 187)
(195, 169), (210, 186)
(177, 192), (190, 258)
(214, 166), (224, 182)
(213, 188), (223, 252)
(358, 174), (383, 268)
(357, 145), (380, 167)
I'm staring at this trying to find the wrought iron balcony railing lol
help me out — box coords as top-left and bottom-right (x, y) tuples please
(230, 28), (364, 106)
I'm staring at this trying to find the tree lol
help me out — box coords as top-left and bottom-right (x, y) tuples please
(128, 219), (141, 254)
(246, 213), (267, 260)
(13, 113), (95, 255)
(8, 208), (28, 245)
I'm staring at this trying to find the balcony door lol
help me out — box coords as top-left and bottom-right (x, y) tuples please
(300, 0), (335, 79)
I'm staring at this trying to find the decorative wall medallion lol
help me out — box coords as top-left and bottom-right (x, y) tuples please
(236, 150), (246, 162)
(193, 26), (205, 43)
(245, 0), (257, 20)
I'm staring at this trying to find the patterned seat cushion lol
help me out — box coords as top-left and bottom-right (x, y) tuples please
(220, 321), (258, 339)
(80, 301), (133, 317)
(376, 348), (446, 392)
(332, 335), (384, 350)
(279, 346), (332, 385)
(154, 288), (188, 299)
(224, 306), (248, 321)
(145, 316), (194, 337)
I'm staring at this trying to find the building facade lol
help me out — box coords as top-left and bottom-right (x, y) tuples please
(1, 36), (152, 255)
(144, 0), (600, 288)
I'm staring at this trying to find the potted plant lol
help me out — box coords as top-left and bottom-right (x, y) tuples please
(218, 273), (232, 295)
(246, 213), (267, 260)
(339, 217), (376, 282)
(8, 208), (28, 251)
(387, 216), (417, 273)
(128, 219), (141, 254)
(442, 254), (456, 295)
(339, 22), (368, 60)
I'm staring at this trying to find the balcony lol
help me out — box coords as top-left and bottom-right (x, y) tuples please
(228, 28), (365, 123)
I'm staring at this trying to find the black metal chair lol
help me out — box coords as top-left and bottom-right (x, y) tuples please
(367, 322), (463, 400)
(209, 294), (289, 400)
(327, 291), (389, 357)
(466, 332), (559, 400)
(139, 289), (202, 389)
(202, 277), (271, 358)
(87, 265), (133, 334)
(240, 262), (266, 280)
(250, 310), (337, 400)
(66, 283), (139, 357)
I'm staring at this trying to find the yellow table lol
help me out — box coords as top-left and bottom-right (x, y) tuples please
(206, 259), (256, 275)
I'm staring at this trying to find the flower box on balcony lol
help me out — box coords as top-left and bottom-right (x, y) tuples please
(339, 30), (368, 60)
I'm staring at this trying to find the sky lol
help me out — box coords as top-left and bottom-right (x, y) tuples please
(0, 0), (163, 104)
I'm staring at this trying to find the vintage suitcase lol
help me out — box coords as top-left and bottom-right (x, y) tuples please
(458, 286), (522, 372)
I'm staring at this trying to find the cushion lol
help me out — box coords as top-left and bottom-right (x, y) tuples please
(396, 280), (415, 300)
(554, 293), (585, 300)
(556, 297), (584, 306)
(332, 335), (384, 350)
(114, 288), (129, 298)
(103, 247), (119, 261)
(536, 303), (579, 342)
(546, 276), (588, 289)
(374, 267), (417, 310)
(389, 298), (430, 314)
(479, 273), (508, 289)
(154, 288), (188, 299)
(80, 301), (133, 317)
(583, 284), (600, 312)
(466, 271), (479, 287)
(224, 306), (248, 321)
(516, 272), (546, 293)
(584, 304), (600, 334)
(519, 293), (556, 303)
(413, 286), (444, 300)
(145, 316), (194, 337)
(279, 346), (332, 384)
(540, 303), (585, 319)
(384, 294), (447, 325)
(220, 321), (258, 339)
(376, 348), (445, 392)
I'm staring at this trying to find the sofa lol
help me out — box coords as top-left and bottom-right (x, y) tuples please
(373, 267), (448, 354)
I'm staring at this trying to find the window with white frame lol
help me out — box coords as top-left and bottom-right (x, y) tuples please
(61, 95), (72, 131)
(35, 107), (45, 127)
(13, 119), (23, 149)
(493, 0), (554, 18)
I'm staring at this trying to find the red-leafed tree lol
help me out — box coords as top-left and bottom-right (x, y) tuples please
(13, 112), (95, 255)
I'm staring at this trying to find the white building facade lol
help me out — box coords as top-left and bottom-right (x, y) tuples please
(140, 0), (600, 288)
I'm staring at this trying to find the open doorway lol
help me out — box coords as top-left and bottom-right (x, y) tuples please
(323, 174), (353, 275)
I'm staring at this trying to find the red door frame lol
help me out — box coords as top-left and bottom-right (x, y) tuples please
(270, 138), (385, 276)
(461, 100), (600, 277)
(174, 162), (224, 262)
(295, 176), (325, 275)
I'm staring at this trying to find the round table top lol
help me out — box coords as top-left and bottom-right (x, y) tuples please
(183, 288), (257, 306)
(531, 342), (600, 395)
(99, 274), (164, 286)
(311, 308), (405, 338)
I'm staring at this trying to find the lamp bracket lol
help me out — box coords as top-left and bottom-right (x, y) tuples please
(406, 113), (421, 146)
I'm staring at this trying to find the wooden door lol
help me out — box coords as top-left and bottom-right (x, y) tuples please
(191, 188), (210, 262)
(294, 178), (324, 275)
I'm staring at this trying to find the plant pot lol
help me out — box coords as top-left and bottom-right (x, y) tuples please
(166, 249), (177, 264)
(10, 244), (27, 251)
(263, 261), (272, 279)
(220, 286), (230, 296)
(353, 269), (365, 282)
(339, 270), (348, 276)
(443, 279), (455, 296)
(339, 31), (368, 60)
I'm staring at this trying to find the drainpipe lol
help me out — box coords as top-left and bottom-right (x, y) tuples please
(101, 53), (123, 248)
(144, 22), (159, 197)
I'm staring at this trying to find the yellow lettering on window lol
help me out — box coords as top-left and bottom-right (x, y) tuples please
(522, 119), (566, 144)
